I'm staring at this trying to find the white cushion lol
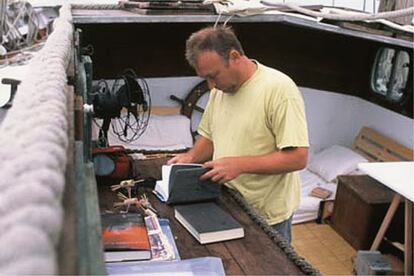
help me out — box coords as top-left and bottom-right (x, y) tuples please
(307, 145), (368, 182)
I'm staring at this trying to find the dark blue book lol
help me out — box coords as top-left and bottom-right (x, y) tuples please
(174, 202), (244, 244)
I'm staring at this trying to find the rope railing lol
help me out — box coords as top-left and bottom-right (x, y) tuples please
(0, 4), (72, 274)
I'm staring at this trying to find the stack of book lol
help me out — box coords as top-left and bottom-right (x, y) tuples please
(155, 164), (245, 244)
(102, 213), (226, 275)
(101, 213), (179, 263)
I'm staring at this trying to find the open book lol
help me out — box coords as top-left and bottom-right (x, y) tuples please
(154, 164), (220, 204)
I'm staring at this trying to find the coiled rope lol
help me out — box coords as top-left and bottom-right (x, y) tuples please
(227, 188), (321, 276)
(0, 4), (72, 274)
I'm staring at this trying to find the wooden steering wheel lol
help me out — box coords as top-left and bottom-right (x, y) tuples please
(169, 80), (210, 138)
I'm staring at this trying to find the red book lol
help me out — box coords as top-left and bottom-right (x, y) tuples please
(101, 213), (151, 262)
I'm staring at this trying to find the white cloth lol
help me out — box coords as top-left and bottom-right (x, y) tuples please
(101, 114), (193, 151)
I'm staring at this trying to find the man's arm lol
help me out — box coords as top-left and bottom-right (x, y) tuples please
(201, 147), (308, 183)
(168, 135), (214, 164)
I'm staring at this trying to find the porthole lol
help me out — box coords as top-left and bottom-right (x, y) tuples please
(371, 47), (411, 103)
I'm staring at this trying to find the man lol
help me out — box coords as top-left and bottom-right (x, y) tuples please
(168, 26), (309, 244)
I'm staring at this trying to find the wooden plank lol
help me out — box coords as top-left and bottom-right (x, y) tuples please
(384, 237), (405, 251)
(355, 141), (402, 162)
(204, 242), (245, 275)
(74, 142), (106, 275)
(151, 106), (181, 115)
(371, 194), (402, 250)
(361, 128), (413, 160)
(218, 190), (308, 275)
(58, 85), (78, 274)
(84, 162), (106, 274)
(353, 127), (413, 161)
(331, 21), (394, 37)
(404, 199), (413, 275)
(142, 188), (307, 275)
(390, 241), (405, 251)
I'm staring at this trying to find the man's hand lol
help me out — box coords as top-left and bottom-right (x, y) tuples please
(198, 147), (308, 184)
(201, 157), (242, 184)
(167, 136), (214, 165)
(167, 153), (195, 165)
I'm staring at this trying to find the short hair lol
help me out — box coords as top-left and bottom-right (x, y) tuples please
(185, 26), (245, 68)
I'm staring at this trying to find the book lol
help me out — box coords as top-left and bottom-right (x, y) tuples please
(101, 213), (151, 262)
(158, 219), (180, 261)
(144, 214), (179, 261)
(310, 186), (332, 199)
(174, 202), (244, 244)
(154, 163), (220, 204)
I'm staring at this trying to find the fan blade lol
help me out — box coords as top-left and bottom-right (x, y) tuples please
(123, 112), (130, 137)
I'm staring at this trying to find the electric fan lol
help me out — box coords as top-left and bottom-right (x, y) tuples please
(92, 69), (151, 146)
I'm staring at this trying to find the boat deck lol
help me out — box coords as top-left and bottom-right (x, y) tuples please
(292, 222), (356, 275)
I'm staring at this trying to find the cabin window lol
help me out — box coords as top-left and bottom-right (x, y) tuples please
(371, 47), (410, 103)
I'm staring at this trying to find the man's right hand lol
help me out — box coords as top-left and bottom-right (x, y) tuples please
(167, 153), (194, 165)
(167, 136), (214, 165)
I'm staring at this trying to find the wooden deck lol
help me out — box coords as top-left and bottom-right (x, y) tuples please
(99, 185), (315, 275)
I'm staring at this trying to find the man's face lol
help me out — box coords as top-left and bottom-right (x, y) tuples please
(195, 51), (239, 93)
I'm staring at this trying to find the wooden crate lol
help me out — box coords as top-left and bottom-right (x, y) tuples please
(331, 175), (404, 250)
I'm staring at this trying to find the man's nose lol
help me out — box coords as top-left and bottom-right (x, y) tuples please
(207, 79), (216, 89)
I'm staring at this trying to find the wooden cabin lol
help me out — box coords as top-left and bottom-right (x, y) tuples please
(0, 2), (412, 275)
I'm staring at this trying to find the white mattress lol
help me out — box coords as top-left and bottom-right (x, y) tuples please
(293, 169), (338, 224)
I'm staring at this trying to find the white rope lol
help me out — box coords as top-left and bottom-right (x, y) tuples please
(209, 0), (414, 23)
(71, 3), (120, 10)
(278, 3), (414, 22)
(0, 3), (72, 274)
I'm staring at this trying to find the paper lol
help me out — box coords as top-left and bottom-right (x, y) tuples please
(154, 164), (202, 202)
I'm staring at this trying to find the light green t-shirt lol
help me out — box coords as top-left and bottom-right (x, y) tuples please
(198, 62), (309, 225)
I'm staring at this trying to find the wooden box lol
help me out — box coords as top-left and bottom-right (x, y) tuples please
(331, 175), (404, 250)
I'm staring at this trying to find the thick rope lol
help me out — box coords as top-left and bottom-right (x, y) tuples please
(71, 4), (121, 10)
(204, 0), (414, 23)
(0, 4), (72, 274)
(266, 2), (414, 22)
(227, 188), (321, 276)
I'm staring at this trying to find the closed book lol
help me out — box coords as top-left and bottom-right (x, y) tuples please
(101, 213), (151, 262)
(174, 202), (244, 244)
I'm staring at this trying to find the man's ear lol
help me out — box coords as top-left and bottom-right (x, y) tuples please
(229, 49), (241, 61)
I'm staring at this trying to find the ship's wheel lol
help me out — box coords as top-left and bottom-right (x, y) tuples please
(170, 80), (210, 138)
